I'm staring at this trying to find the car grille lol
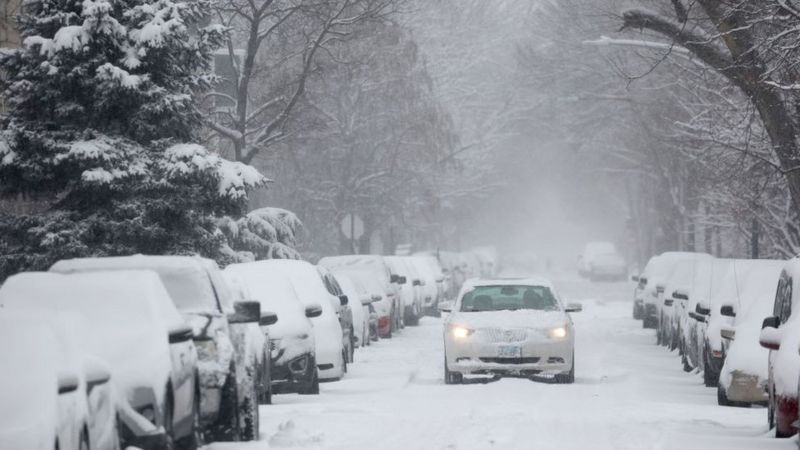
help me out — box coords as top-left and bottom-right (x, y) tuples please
(478, 328), (528, 343)
(479, 357), (540, 364)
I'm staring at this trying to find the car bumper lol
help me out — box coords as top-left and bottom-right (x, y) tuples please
(270, 353), (315, 394)
(446, 338), (573, 377)
(377, 315), (392, 337)
(724, 371), (767, 403)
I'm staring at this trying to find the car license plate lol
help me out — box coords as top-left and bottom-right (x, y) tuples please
(497, 345), (521, 358)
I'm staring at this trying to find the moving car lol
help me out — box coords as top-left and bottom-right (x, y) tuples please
(258, 260), (347, 381)
(716, 260), (784, 406)
(0, 271), (198, 449)
(224, 262), (320, 395)
(578, 241), (626, 281)
(441, 278), (582, 384)
(51, 255), (262, 442)
(759, 258), (800, 438)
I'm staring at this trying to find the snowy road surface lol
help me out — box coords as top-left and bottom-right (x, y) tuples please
(207, 277), (796, 450)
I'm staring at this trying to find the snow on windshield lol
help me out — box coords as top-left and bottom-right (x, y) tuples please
(460, 285), (558, 312)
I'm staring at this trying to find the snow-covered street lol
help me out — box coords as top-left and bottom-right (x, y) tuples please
(207, 278), (794, 450)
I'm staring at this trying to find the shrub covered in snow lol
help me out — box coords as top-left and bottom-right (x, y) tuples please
(0, 0), (268, 278)
(218, 207), (303, 262)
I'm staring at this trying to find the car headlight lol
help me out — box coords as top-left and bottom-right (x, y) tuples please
(450, 325), (474, 339)
(549, 326), (568, 339)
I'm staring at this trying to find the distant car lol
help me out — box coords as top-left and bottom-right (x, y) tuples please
(0, 271), (198, 450)
(318, 255), (400, 338)
(717, 260), (784, 407)
(0, 316), (98, 450)
(331, 270), (374, 349)
(224, 262), (320, 395)
(385, 256), (425, 326)
(51, 255), (262, 442)
(638, 252), (713, 329)
(578, 242), (626, 281)
(759, 259), (800, 438)
(258, 260), (347, 382)
(441, 278), (582, 384)
(317, 265), (355, 363)
(410, 254), (447, 315)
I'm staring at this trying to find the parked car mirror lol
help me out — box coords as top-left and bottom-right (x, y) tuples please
(759, 325), (781, 350)
(663, 298), (674, 307)
(360, 296), (373, 306)
(688, 311), (706, 323)
(672, 289), (688, 301)
(305, 304), (323, 318)
(259, 311), (278, 326)
(655, 284), (665, 294)
(390, 274), (400, 283)
(695, 303), (711, 316)
(84, 358), (111, 394)
(631, 275), (640, 282)
(168, 324), (194, 344)
(565, 302), (583, 313)
(228, 301), (261, 324)
(398, 276), (407, 285)
(57, 371), (80, 394)
(720, 326), (736, 341)
(338, 295), (349, 306)
(413, 279), (423, 286)
(720, 305), (736, 318)
(371, 294), (382, 302)
(762, 315), (780, 330)
(438, 301), (453, 313)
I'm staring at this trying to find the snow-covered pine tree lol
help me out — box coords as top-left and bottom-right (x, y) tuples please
(0, 0), (267, 278)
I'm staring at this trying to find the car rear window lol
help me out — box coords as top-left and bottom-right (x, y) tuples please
(460, 285), (558, 312)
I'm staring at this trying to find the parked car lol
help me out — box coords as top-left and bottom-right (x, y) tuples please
(638, 252), (713, 329)
(656, 258), (698, 350)
(716, 260), (784, 406)
(259, 260), (347, 381)
(0, 271), (198, 449)
(0, 316), (100, 450)
(441, 278), (582, 384)
(411, 254), (446, 315)
(317, 265), (355, 363)
(51, 255), (262, 442)
(331, 270), (374, 349)
(385, 256), (425, 326)
(224, 262), (320, 395)
(578, 241), (626, 281)
(759, 258), (800, 437)
(319, 255), (400, 338)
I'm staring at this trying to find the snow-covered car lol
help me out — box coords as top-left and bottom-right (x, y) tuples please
(0, 271), (198, 449)
(318, 255), (400, 338)
(331, 270), (375, 349)
(759, 258), (800, 438)
(51, 255), (262, 442)
(0, 316), (99, 450)
(260, 260), (347, 381)
(224, 262), (320, 395)
(578, 241), (626, 281)
(410, 254), (446, 315)
(656, 258), (697, 350)
(716, 260), (784, 406)
(639, 252), (713, 329)
(385, 256), (425, 326)
(441, 278), (582, 384)
(317, 265), (355, 363)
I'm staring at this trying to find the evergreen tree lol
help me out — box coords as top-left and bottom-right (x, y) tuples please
(0, 0), (267, 278)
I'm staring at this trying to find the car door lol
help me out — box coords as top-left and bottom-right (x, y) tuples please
(168, 332), (198, 429)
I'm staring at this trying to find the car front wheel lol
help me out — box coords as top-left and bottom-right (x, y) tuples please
(443, 355), (462, 385)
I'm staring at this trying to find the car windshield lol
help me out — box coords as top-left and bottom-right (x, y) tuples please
(158, 270), (219, 312)
(460, 285), (559, 312)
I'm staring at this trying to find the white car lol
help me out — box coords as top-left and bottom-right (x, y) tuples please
(224, 262), (320, 395)
(717, 260), (784, 406)
(410, 254), (446, 314)
(331, 270), (374, 348)
(578, 241), (626, 281)
(257, 260), (347, 381)
(441, 278), (582, 384)
(0, 271), (197, 449)
(385, 256), (425, 326)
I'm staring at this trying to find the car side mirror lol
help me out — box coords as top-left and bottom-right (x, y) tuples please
(565, 303), (582, 313)
(655, 284), (665, 295)
(413, 279), (423, 286)
(762, 316), (780, 330)
(398, 276), (407, 285)
(168, 324), (194, 344)
(688, 311), (706, 323)
(390, 274), (400, 283)
(338, 295), (349, 306)
(360, 297), (373, 306)
(228, 300), (261, 324)
(760, 325), (781, 351)
(83, 357), (111, 394)
(438, 301), (453, 313)
(720, 305), (736, 318)
(631, 275), (640, 282)
(672, 289), (688, 301)
(371, 294), (382, 302)
(663, 298), (674, 307)
(259, 311), (278, 326)
(695, 303), (711, 316)
(58, 371), (80, 394)
(305, 304), (323, 318)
